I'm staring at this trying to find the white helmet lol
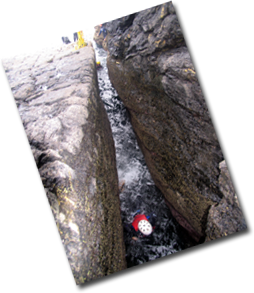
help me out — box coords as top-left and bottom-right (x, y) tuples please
(138, 220), (153, 235)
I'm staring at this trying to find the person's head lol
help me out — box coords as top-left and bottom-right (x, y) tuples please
(138, 220), (153, 236)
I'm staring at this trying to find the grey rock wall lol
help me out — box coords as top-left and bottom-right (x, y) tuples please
(103, 1), (246, 242)
(205, 160), (246, 241)
(2, 43), (126, 284)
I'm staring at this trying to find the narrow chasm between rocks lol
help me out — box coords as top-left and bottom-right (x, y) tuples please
(94, 44), (192, 268)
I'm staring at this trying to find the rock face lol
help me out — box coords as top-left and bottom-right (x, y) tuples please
(205, 160), (246, 241)
(2, 43), (126, 284)
(103, 1), (246, 242)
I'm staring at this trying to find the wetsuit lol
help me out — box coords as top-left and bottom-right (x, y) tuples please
(96, 63), (103, 70)
(99, 27), (107, 39)
(73, 32), (78, 42)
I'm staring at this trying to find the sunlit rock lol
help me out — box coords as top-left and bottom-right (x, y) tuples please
(2, 43), (126, 284)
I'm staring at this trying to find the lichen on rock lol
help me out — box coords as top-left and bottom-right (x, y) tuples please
(2, 43), (126, 284)
(205, 160), (247, 241)
(101, 1), (246, 242)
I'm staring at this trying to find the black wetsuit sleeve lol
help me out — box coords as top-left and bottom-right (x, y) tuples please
(124, 224), (139, 237)
(150, 217), (156, 227)
(124, 224), (132, 233)
(147, 215), (156, 228)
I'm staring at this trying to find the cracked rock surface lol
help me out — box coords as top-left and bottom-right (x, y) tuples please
(2, 43), (126, 284)
(205, 160), (247, 241)
(101, 1), (246, 242)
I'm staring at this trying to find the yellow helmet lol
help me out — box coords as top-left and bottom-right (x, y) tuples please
(96, 61), (101, 65)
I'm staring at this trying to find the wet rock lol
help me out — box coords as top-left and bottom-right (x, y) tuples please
(93, 13), (137, 52)
(103, 1), (246, 242)
(2, 43), (126, 284)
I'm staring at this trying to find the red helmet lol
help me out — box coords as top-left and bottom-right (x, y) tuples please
(138, 220), (153, 235)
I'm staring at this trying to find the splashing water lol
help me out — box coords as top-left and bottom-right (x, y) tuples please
(94, 44), (187, 267)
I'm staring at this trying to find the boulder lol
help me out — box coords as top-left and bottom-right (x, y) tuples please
(103, 1), (246, 242)
(2, 43), (126, 284)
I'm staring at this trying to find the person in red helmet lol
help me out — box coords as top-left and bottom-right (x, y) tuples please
(125, 210), (156, 239)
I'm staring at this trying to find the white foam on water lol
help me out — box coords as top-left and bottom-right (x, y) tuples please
(118, 160), (142, 185)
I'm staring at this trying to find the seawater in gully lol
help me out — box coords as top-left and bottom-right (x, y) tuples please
(94, 44), (189, 267)
(9, 27), (194, 267)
